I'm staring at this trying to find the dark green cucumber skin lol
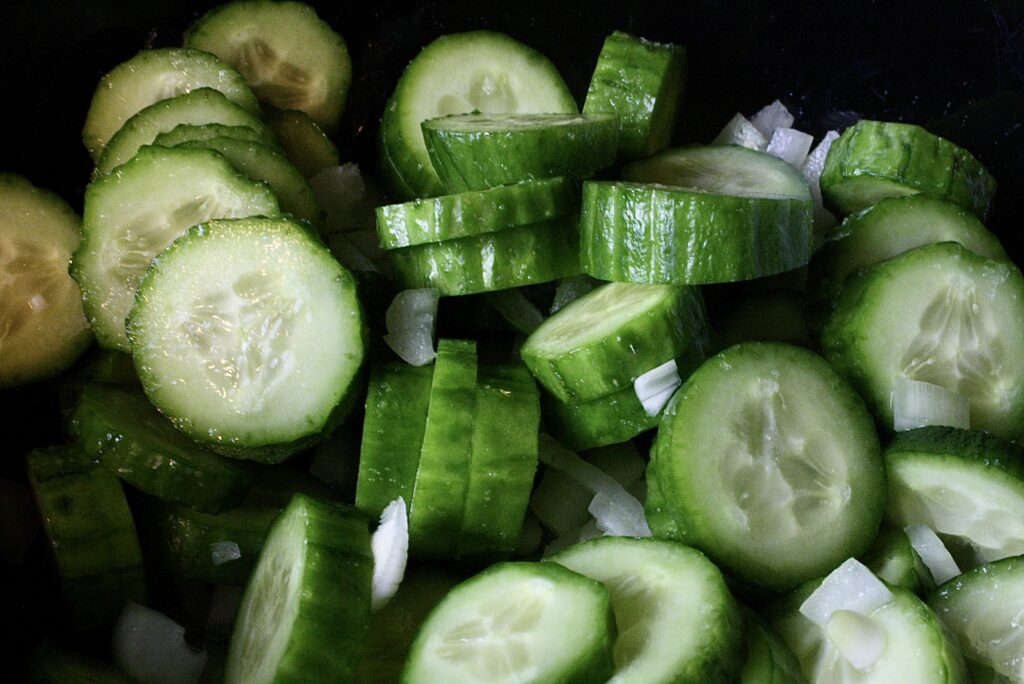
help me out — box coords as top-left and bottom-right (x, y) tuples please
(583, 31), (687, 160)
(422, 113), (619, 192)
(643, 463), (686, 543)
(388, 215), (581, 296)
(70, 384), (253, 514)
(543, 386), (659, 452)
(888, 426), (1024, 479)
(153, 122), (277, 149)
(580, 182), (812, 285)
(820, 119), (996, 218)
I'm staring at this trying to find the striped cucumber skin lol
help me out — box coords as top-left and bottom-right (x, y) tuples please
(388, 215), (581, 296)
(225, 494), (372, 684)
(580, 181), (812, 285)
(542, 385), (659, 452)
(375, 177), (579, 249)
(422, 113), (618, 192)
(355, 363), (434, 518)
(152, 122), (278, 149)
(26, 444), (147, 632)
(69, 383), (253, 514)
(820, 119), (996, 218)
(459, 364), (540, 558)
(409, 339), (478, 558)
(583, 31), (687, 160)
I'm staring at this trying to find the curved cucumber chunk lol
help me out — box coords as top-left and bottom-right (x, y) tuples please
(265, 108), (340, 178)
(152, 122), (278, 149)
(860, 526), (927, 593)
(739, 608), (806, 684)
(542, 385), (660, 453)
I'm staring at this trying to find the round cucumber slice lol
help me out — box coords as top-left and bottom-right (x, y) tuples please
(541, 385), (660, 452)
(379, 30), (578, 200)
(152, 122), (278, 149)
(265, 108), (340, 178)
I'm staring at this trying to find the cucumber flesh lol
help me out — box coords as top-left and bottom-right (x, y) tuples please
(152, 122), (278, 149)
(265, 108), (340, 178)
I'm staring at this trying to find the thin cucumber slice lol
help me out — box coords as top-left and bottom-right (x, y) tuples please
(73, 145), (279, 351)
(186, 0), (351, 130)
(820, 119), (996, 217)
(379, 30), (578, 199)
(583, 31), (686, 159)
(0, 174), (92, 387)
(739, 608), (806, 684)
(128, 216), (366, 459)
(224, 494), (373, 684)
(860, 527), (926, 593)
(152, 122), (278, 149)
(401, 561), (615, 684)
(550, 537), (743, 683)
(375, 177), (579, 249)
(520, 282), (706, 403)
(422, 113), (618, 192)
(929, 555), (1024, 680)
(388, 215), (580, 295)
(650, 342), (885, 591)
(408, 339), (477, 558)
(70, 383), (253, 513)
(822, 241), (1024, 439)
(265, 108), (340, 178)
(26, 444), (147, 632)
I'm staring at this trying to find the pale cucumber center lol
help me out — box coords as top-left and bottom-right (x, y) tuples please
(233, 39), (313, 110)
(0, 237), (67, 340)
(437, 70), (518, 116)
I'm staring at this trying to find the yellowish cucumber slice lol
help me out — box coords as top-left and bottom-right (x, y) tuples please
(265, 108), (340, 178)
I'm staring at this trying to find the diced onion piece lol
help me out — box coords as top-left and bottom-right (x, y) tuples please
(766, 127), (814, 168)
(205, 585), (242, 642)
(485, 289), (545, 334)
(589, 490), (649, 537)
(210, 541), (241, 566)
(551, 275), (601, 314)
(801, 130), (839, 189)
(371, 497), (408, 612)
(826, 609), (887, 671)
(384, 288), (439, 366)
(891, 376), (970, 431)
(308, 163), (381, 234)
(904, 524), (960, 585)
(634, 359), (682, 417)
(711, 113), (768, 151)
(113, 603), (206, 684)
(799, 558), (893, 628)
(750, 100), (795, 137)
(328, 232), (382, 275)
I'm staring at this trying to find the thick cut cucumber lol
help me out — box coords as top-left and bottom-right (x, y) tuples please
(542, 385), (660, 452)
(82, 47), (259, 161)
(422, 113), (618, 192)
(225, 494), (372, 684)
(379, 30), (577, 199)
(73, 145), (279, 351)
(265, 108), (340, 178)
(186, 0), (351, 130)
(0, 174), (92, 387)
(401, 562), (615, 684)
(550, 537), (744, 684)
(820, 119), (996, 217)
(822, 242), (1024, 439)
(388, 215), (580, 295)
(583, 31), (687, 160)
(128, 216), (366, 459)
(376, 177), (579, 249)
(153, 122), (278, 149)
(650, 342), (885, 591)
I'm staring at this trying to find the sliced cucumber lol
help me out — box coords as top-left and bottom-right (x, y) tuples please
(379, 30), (577, 199)
(265, 108), (340, 178)
(542, 385), (660, 452)
(550, 537), (743, 683)
(186, 0), (351, 130)
(739, 608), (806, 684)
(0, 174), (92, 387)
(152, 122), (278, 149)
(860, 526), (927, 593)
(128, 216), (366, 459)
(822, 241), (1024, 439)
(820, 119), (996, 217)
(224, 494), (373, 684)
(401, 561), (615, 684)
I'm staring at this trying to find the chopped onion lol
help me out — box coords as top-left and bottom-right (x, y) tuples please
(891, 376), (970, 431)
(634, 359), (682, 417)
(826, 609), (887, 670)
(113, 603), (206, 684)
(766, 127), (814, 168)
(577, 519), (603, 543)
(801, 130), (840, 242)
(711, 112), (768, 151)
(904, 524), (960, 585)
(308, 163), (382, 234)
(384, 288), (439, 366)
(550, 275), (601, 313)
(799, 558), (893, 628)
(750, 100), (795, 138)
(209, 541), (241, 566)
(205, 585), (242, 643)
(371, 497), (408, 612)
(485, 289), (545, 334)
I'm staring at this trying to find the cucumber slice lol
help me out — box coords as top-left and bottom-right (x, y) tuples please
(583, 31), (687, 159)
(820, 119), (996, 217)
(739, 608), (806, 684)
(70, 383), (253, 514)
(82, 47), (260, 162)
(376, 177), (579, 249)
(550, 537), (744, 683)
(388, 215), (580, 296)
(186, 0), (351, 130)
(650, 342), (885, 591)
(401, 561), (615, 684)
(643, 462), (685, 543)
(265, 108), (340, 178)
(520, 282), (706, 403)
(96, 87), (276, 176)
(152, 122), (278, 149)
(0, 174), (92, 387)
(422, 113), (618, 192)
(822, 241), (1024, 439)
(379, 30), (577, 199)
(542, 385), (660, 452)
(860, 527), (927, 593)
(224, 494), (372, 684)
(73, 145), (279, 351)
(128, 216), (366, 459)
